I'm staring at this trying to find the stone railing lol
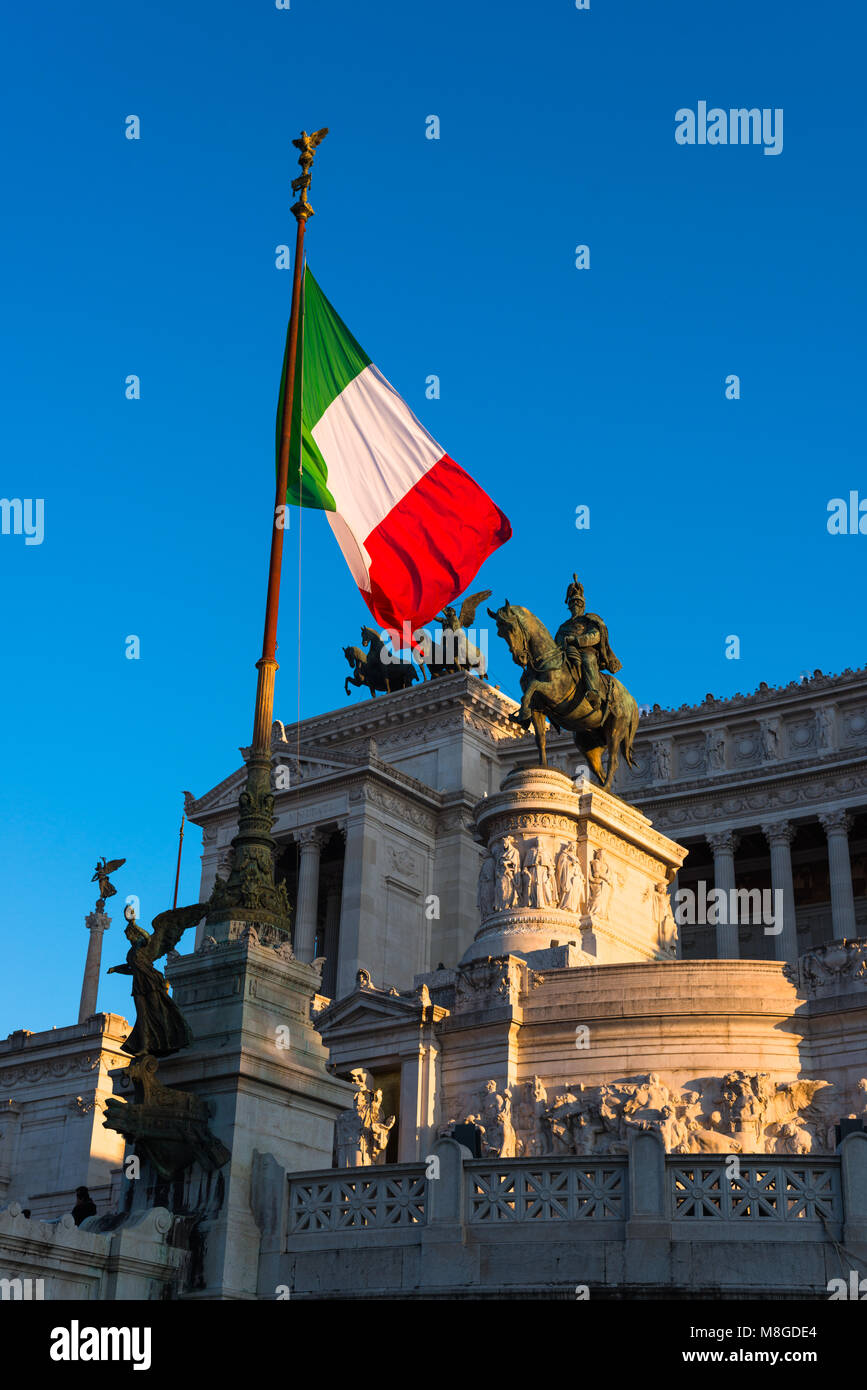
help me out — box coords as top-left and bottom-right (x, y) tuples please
(288, 1165), (427, 1233)
(671, 1158), (842, 1223)
(286, 1140), (860, 1235)
(276, 1133), (867, 1297)
(287, 1139), (855, 1228)
(466, 1158), (626, 1223)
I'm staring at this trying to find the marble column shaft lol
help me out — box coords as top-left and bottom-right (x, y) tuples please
(762, 821), (799, 963)
(322, 881), (342, 997)
(294, 829), (323, 963)
(707, 831), (740, 960)
(820, 810), (857, 940)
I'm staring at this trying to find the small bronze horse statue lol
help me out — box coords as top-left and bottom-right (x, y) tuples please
(344, 625), (420, 698)
(488, 601), (639, 790)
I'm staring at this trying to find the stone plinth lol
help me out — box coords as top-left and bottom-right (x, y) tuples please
(465, 768), (686, 966)
(145, 933), (354, 1299)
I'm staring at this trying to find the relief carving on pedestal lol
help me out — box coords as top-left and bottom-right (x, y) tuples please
(477, 850), (496, 919)
(522, 842), (556, 908)
(453, 956), (531, 1013)
(456, 1079), (517, 1158)
(481, 836), (588, 917)
(644, 880), (678, 957)
(500, 1069), (852, 1157)
(480, 841), (639, 926)
(493, 836), (521, 910)
(586, 849), (614, 920)
(555, 843), (585, 913)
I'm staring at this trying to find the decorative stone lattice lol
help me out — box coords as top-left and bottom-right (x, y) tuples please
(670, 1162), (841, 1222)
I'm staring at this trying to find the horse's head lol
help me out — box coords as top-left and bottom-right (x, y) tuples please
(486, 599), (530, 669)
(342, 646), (356, 666)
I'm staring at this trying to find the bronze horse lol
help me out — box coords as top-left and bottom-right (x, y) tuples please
(343, 625), (420, 697)
(488, 601), (639, 789)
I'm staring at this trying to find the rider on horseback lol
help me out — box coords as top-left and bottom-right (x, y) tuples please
(554, 575), (622, 712)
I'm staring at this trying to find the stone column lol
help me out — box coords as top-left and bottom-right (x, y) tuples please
(397, 1039), (439, 1163)
(294, 828), (323, 964)
(819, 810), (857, 940)
(336, 806), (368, 997)
(707, 831), (740, 960)
(761, 821), (798, 963)
(79, 911), (111, 1022)
(321, 880), (342, 997)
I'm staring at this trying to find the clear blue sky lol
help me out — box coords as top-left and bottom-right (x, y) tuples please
(1, 0), (864, 1031)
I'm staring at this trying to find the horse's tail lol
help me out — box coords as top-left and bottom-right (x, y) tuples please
(623, 695), (640, 769)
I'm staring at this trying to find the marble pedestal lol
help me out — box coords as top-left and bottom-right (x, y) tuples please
(464, 768), (687, 966)
(110, 933), (354, 1299)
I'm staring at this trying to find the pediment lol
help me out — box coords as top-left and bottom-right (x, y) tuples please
(316, 983), (436, 1039)
(186, 744), (361, 818)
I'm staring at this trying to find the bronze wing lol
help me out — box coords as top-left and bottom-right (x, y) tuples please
(147, 902), (208, 963)
(458, 590), (492, 630)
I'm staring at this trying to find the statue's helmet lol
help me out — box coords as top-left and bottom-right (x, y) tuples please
(565, 573), (585, 612)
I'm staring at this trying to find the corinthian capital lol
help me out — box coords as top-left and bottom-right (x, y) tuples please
(761, 820), (796, 848)
(296, 826), (326, 851)
(707, 830), (740, 857)
(819, 809), (852, 838)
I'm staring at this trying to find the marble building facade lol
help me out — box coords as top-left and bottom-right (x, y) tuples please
(2, 662), (867, 1298)
(186, 663), (867, 997)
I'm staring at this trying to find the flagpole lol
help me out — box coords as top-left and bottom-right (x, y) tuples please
(207, 127), (328, 943)
(172, 811), (185, 909)
(253, 127), (328, 754)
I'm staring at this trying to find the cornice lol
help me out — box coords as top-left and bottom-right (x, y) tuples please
(635, 663), (867, 728)
(277, 671), (520, 747)
(634, 753), (867, 834)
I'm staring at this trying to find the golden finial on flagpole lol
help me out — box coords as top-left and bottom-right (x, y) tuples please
(291, 128), (328, 221)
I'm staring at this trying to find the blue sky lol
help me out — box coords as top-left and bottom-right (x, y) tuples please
(1, 0), (864, 1031)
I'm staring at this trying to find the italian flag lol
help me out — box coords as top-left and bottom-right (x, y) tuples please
(278, 267), (511, 634)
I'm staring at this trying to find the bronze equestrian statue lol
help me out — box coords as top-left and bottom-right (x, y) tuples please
(488, 575), (639, 790)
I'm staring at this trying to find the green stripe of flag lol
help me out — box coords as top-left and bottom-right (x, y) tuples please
(301, 266), (371, 423)
(277, 266), (371, 512)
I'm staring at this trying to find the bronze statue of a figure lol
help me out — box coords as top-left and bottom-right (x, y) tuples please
(103, 896), (230, 1178)
(343, 625), (419, 697)
(91, 856), (125, 910)
(553, 576), (621, 711)
(488, 576), (639, 790)
(108, 903), (205, 1057)
(425, 589), (491, 679)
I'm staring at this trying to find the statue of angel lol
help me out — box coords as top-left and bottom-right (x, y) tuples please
(427, 589), (492, 678)
(91, 856), (126, 909)
(107, 903), (205, 1057)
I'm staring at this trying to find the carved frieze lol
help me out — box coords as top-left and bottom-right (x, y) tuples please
(784, 938), (867, 995)
(495, 1070), (850, 1158)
